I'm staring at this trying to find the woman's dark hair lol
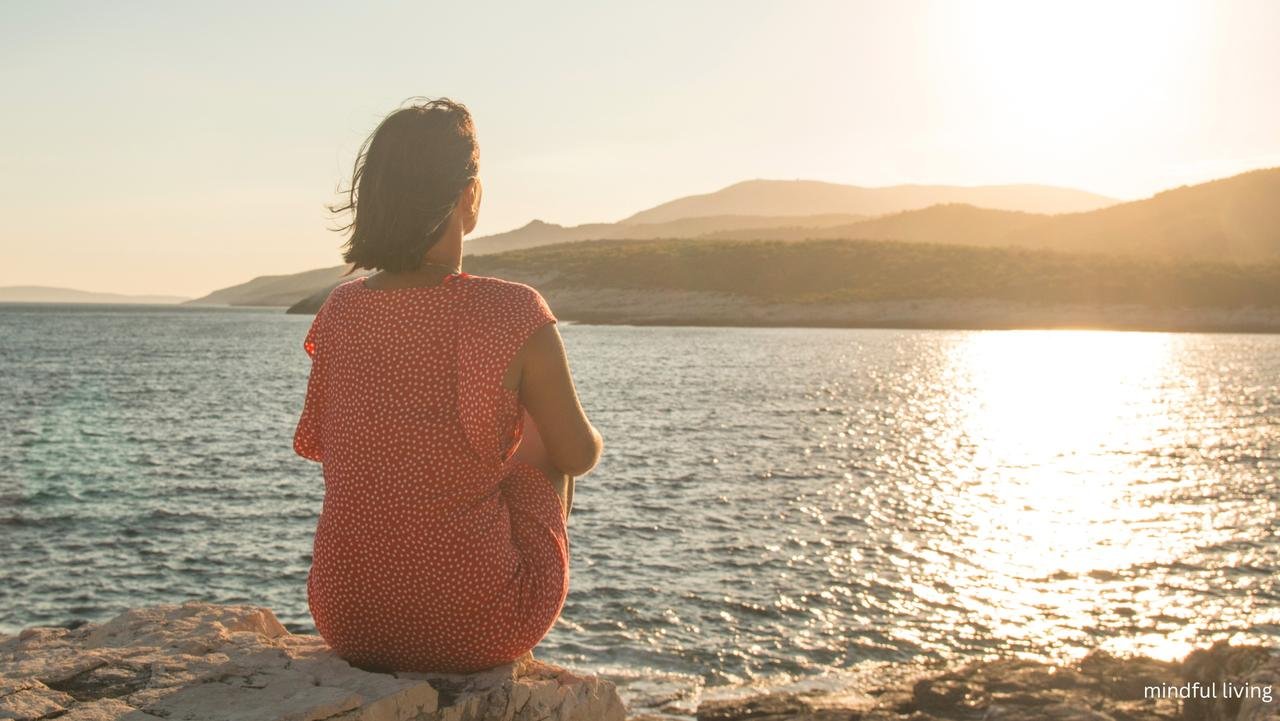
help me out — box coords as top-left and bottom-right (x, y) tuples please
(331, 98), (479, 272)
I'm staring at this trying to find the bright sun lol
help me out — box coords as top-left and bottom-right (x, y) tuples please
(928, 0), (1208, 152)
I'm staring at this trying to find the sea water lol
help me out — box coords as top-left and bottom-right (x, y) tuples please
(1, 303), (1277, 712)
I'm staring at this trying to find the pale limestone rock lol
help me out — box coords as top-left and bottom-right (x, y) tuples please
(397, 654), (625, 721)
(1237, 654), (1280, 721)
(0, 602), (624, 721)
(696, 645), (1279, 721)
(0, 677), (76, 720)
(984, 702), (1118, 720)
(1181, 642), (1280, 721)
(57, 698), (136, 721)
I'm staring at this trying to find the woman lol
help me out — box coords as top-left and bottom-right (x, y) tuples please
(293, 98), (602, 674)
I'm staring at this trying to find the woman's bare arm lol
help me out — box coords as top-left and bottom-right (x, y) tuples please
(505, 324), (602, 476)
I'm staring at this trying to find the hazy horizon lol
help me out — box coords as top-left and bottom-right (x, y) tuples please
(3, 0), (1279, 296)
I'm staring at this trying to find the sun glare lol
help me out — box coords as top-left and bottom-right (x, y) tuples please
(930, 0), (1208, 154)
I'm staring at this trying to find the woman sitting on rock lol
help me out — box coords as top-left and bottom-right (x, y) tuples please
(293, 98), (602, 674)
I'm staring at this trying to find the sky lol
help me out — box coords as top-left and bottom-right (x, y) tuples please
(2, 0), (1279, 297)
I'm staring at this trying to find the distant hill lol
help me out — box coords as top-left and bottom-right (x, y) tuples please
(1004, 167), (1280, 262)
(464, 214), (867, 255)
(706, 204), (1046, 247)
(186, 265), (370, 306)
(621, 179), (1117, 225)
(705, 168), (1280, 264)
(462, 179), (1115, 255)
(0, 286), (189, 304)
(207, 168), (1278, 309)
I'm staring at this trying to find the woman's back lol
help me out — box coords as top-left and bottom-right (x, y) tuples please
(294, 273), (569, 673)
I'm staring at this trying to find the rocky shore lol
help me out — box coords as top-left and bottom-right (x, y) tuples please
(691, 643), (1279, 721)
(2, 603), (1274, 721)
(0, 603), (624, 720)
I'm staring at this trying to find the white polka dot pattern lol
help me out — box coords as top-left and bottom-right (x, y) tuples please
(292, 273), (567, 674)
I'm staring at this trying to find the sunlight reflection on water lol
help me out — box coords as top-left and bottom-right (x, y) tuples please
(813, 329), (1278, 667)
(940, 331), (1194, 659)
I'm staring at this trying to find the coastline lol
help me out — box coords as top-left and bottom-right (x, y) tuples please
(687, 641), (1279, 721)
(284, 283), (1280, 333)
(0, 603), (627, 721)
(2, 604), (1275, 720)
(522, 288), (1280, 334)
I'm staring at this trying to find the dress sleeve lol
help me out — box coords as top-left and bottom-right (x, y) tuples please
(293, 296), (332, 463)
(456, 280), (557, 465)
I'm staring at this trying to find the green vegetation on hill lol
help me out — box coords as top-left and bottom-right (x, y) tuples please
(467, 237), (1280, 309)
(1006, 167), (1280, 262)
(705, 204), (1044, 247)
(465, 179), (1118, 256)
(463, 213), (868, 255)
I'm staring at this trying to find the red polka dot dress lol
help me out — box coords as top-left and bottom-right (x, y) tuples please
(293, 273), (568, 673)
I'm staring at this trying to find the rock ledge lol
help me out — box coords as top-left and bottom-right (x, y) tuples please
(694, 642), (1279, 721)
(0, 602), (625, 721)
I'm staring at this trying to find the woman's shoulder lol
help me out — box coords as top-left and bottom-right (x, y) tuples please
(333, 276), (369, 296)
(457, 274), (555, 326)
(458, 273), (548, 306)
(307, 277), (364, 316)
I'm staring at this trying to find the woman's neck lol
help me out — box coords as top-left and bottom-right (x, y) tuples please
(362, 222), (465, 290)
(420, 222), (464, 273)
